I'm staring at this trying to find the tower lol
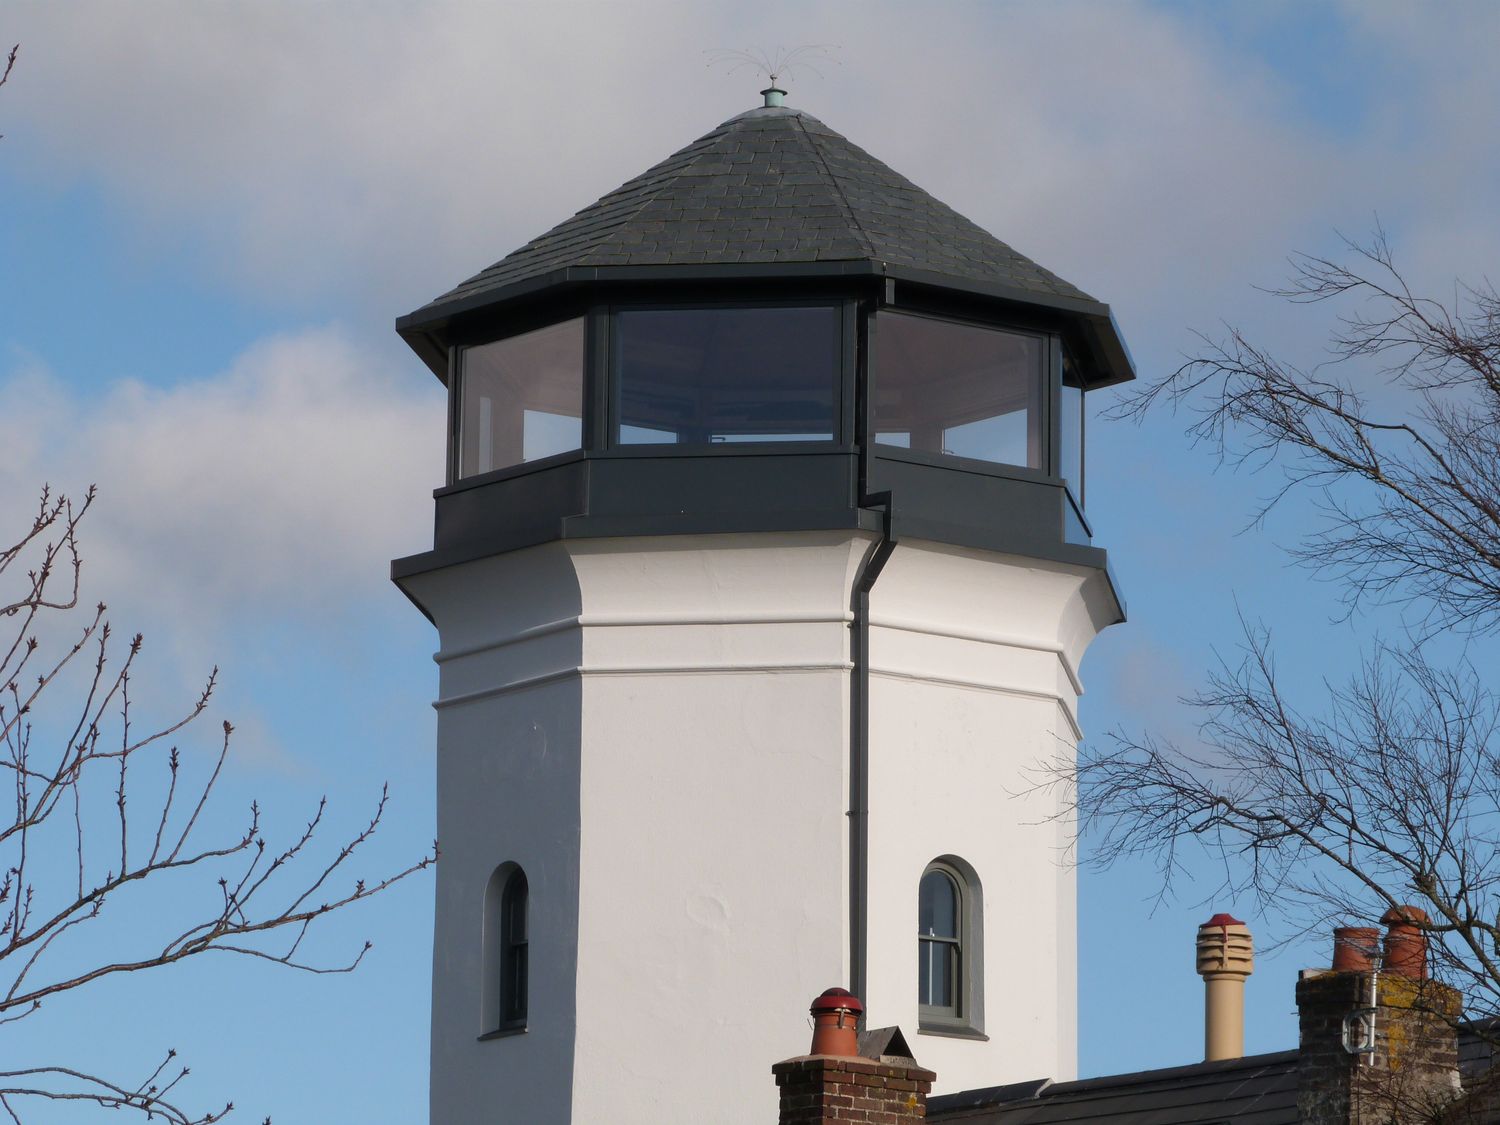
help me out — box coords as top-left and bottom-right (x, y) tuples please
(393, 89), (1133, 1124)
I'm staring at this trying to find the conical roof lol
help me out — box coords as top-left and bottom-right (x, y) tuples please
(398, 101), (1132, 387)
(406, 104), (1096, 320)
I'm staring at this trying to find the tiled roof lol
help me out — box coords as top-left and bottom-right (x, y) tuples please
(408, 104), (1095, 320)
(928, 1051), (1300, 1125)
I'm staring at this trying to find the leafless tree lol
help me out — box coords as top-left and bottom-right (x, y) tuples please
(1120, 230), (1500, 637)
(0, 488), (433, 1123)
(0, 44), (16, 141)
(1062, 234), (1500, 1017)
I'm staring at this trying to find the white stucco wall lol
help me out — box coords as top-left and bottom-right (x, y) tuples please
(568, 532), (867, 1125)
(861, 541), (1117, 1093)
(404, 531), (1118, 1122)
(407, 547), (587, 1125)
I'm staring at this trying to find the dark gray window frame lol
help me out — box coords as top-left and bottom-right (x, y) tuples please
(447, 299), (596, 487)
(1059, 345), (1091, 543)
(418, 282), (1108, 582)
(444, 294), (858, 487)
(602, 297), (855, 454)
(866, 292), (1093, 527)
(867, 305), (1054, 478)
(443, 288), (1088, 499)
(917, 856), (986, 1040)
(480, 862), (529, 1040)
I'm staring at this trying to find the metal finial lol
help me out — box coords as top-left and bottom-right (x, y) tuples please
(705, 45), (840, 107)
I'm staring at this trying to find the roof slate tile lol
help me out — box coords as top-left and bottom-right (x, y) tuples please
(408, 104), (1094, 320)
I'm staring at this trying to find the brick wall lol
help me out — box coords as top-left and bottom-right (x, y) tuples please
(773, 1055), (935, 1124)
(1297, 971), (1462, 1125)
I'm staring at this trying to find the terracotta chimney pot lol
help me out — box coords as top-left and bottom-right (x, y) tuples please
(808, 987), (863, 1057)
(774, 994), (932, 1125)
(1380, 905), (1431, 980)
(1331, 926), (1382, 972)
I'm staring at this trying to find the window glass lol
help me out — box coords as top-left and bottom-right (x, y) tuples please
(919, 870), (958, 938)
(459, 318), (585, 478)
(873, 311), (1044, 469)
(918, 868), (960, 1011)
(919, 939), (956, 1009)
(1060, 377), (1084, 505)
(614, 306), (840, 445)
(500, 869), (529, 1026)
(482, 863), (529, 1034)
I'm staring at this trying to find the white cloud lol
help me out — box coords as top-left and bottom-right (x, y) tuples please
(5, 2), (715, 314)
(0, 327), (444, 650)
(0, 0), (1398, 334)
(3, 2), (1488, 330)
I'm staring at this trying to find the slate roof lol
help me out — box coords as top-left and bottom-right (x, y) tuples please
(922, 1023), (1498, 1125)
(404, 103), (1097, 325)
(928, 1051), (1300, 1125)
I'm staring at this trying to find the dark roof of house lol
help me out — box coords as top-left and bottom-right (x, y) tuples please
(402, 103), (1099, 326)
(924, 1022), (1498, 1125)
(928, 1051), (1299, 1125)
(1460, 1019), (1498, 1081)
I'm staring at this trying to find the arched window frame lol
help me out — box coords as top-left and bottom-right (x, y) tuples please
(480, 863), (528, 1038)
(917, 856), (985, 1038)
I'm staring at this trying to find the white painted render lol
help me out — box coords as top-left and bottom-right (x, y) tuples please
(405, 546), (587, 1125)
(403, 530), (1118, 1123)
(862, 540), (1117, 1091)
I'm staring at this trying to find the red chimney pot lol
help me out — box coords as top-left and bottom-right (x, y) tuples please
(1331, 926), (1382, 972)
(1203, 912), (1246, 928)
(1380, 905), (1430, 979)
(807, 988), (863, 1057)
(1380, 905), (1431, 926)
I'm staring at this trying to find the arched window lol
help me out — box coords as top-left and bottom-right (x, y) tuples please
(917, 858), (984, 1035)
(481, 864), (528, 1036)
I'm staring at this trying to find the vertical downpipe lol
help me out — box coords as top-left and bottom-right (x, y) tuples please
(849, 287), (893, 1008)
(849, 495), (894, 1008)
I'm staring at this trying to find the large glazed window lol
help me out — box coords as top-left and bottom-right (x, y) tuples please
(917, 857), (984, 1035)
(613, 305), (840, 445)
(873, 311), (1044, 469)
(458, 317), (585, 478)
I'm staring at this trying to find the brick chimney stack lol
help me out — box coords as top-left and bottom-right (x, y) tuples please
(1297, 907), (1462, 1125)
(773, 989), (934, 1124)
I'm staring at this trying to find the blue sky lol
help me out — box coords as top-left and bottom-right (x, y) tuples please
(2, 2), (1498, 1120)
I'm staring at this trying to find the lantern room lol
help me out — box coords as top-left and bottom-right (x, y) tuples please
(391, 94), (1132, 589)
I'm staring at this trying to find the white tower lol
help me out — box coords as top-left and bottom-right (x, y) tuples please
(393, 90), (1133, 1124)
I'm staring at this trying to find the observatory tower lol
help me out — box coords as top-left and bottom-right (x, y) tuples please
(393, 87), (1133, 1124)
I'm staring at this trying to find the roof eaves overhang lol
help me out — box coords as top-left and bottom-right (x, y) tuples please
(396, 261), (890, 381)
(880, 264), (1136, 390)
(396, 259), (1137, 389)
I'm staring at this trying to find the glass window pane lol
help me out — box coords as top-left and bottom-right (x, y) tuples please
(873, 311), (1043, 468)
(919, 939), (955, 1008)
(504, 870), (528, 942)
(1060, 378), (1084, 505)
(459, 318), (585, 478)
(919, 870), (958, 939)
(504, 943), (528, 1023)
(615, 306), (839, 445)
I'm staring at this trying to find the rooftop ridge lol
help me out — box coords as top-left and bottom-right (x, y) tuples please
(792, 111), (878, 263)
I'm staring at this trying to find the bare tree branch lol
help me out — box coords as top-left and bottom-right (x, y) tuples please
(1111, 231), (1500, 638)
(0, 43), (16, 141)
(1060, 238), (1500, 1047)
(0, 489), (434, 1122)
